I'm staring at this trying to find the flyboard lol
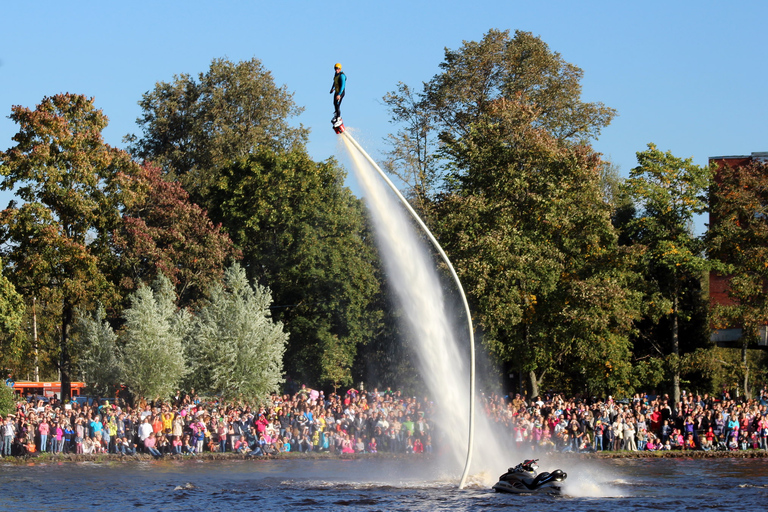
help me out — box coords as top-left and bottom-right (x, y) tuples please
(332, 116), (345, 134)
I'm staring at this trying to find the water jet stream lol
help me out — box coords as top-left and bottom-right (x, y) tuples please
(340, 131), (476, 488)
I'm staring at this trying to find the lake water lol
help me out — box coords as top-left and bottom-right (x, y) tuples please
(1, 456), (767, 511)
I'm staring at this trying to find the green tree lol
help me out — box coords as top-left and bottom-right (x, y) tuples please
(707, 159), (768, 398)
(383, 29), (633, 396)
(434, 116), (641, 396)
(120, 275), (188, 401)
(622, 143), (712, 403)
(0, 383), (15, 416)
(185, 263), (287, 402)
(208, 149), (382, 388)
(383, 29), (616, 206)
(0, 259), (24, 335)
(127, 57), (309, 207)
(0, 94), (140, 400)
(74, 304), (121, 397)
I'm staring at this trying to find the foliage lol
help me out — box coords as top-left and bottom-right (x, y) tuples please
(126, 57), (309, 207)
(112, 162), (240, 308)
(433, 110), (641, 397)
(208, 149), (383, 388)
(708, 159), (768, 343)
(74, 304), (121, 397)
(120, 275), (188, 401)
(621, 143), (712, 401)
(707, 159), (768, 397)
(382, 28), (616, 207)
(381, 29), (632, 396)
(185, 263), (287, 402)
(0, 93), (141, 400)
(0, 258), (24, 334)
(0, 383), (15, 416)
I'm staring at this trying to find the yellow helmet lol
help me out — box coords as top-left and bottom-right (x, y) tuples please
(334, 63), (342, 70)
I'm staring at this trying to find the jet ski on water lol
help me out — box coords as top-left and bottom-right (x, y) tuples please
(492, 459), (567, 495)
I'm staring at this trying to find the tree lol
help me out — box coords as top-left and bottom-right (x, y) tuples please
(382, 29), (632, 396)
(622, 143), (712, 403)
(112, 161), (240, 308)
(383, 29), (616, 206)
(185, 263), (287, 402)
(120, 275), (188, 401)
(708, 159), (768, 398)
(208, 149), (383, 388)
(0, 383), (15, 416)
(0, 258), (24, 334)
(0, 94), (141, 400)
(434, 116), (641, 396)
(126, 57), (309, 207)
(74, 304), (121, 397)
(0, 259), (26, 371)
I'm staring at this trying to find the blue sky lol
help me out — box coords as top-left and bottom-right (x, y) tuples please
(2, 1), (766, 233)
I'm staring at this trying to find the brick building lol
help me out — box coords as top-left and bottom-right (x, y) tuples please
(708, 152), (768, 347)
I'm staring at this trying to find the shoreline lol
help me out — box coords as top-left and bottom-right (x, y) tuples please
(3, 449), (768, 465)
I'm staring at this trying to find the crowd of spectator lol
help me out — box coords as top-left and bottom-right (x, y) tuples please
(482, 389), (768, 453)
(0, 385), (435, 458)
(2, 384), (768, 459)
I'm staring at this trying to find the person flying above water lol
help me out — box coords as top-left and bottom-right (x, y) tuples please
(330, 63), (346, 122)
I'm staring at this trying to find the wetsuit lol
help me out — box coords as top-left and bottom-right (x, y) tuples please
(330, 71), (346, 120)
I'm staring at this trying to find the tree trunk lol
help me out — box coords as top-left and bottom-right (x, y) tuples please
(742, 341), (751, 400)
(60, 300), (73, 402)
(672, 293), (680, 405)
(529, 370), (544, 399)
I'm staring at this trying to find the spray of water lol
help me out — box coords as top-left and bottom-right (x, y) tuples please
(340, 130), (622, 495)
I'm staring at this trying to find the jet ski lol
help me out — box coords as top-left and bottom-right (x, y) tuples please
(492, 459), (567, 495)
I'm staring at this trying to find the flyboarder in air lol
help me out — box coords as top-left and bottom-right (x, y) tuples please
(330, 62), (346, 133)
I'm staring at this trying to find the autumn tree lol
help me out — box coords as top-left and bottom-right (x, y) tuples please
(0, 94), (140, 400)
(126, 57), (309, 208)
(112, 162), (240, 308)
(707, 159), (768, 398)
(622, 144), (712, 403)
(208, 149), (382, 388)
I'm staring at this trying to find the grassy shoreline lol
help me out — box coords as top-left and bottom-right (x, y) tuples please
(3, 449), (768, 465)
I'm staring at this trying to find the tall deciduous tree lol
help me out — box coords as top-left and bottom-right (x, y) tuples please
(622, 143), (712, 403)
(208, 149), (382, 388)
(383, 29), (616, 206)
(0, 94), (140, 400)
(385, 30), (634, 396)
(127, 57), (309, 207)
(434, 111), (641, 397)
(112, 162), (239, 308)
(708, 159), (768, 398)
(185, 263), (287, 402)
(120, 275), (188, 401)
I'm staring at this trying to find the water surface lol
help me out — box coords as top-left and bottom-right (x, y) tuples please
(2, 456), (767, 511)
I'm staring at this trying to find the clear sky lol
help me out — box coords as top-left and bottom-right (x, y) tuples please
(2, 0), (766, 233)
